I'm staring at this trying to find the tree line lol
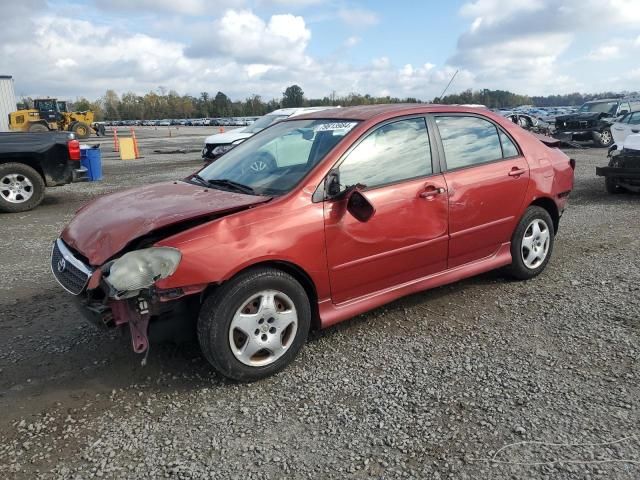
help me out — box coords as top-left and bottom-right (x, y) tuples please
(19, 85), (638, 120)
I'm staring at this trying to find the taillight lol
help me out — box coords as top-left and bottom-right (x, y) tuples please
(569, 158), (576, 170)
(68, 139), (80, 161)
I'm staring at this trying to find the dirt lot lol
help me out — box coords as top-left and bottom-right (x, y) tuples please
(0, 128), (639, 479)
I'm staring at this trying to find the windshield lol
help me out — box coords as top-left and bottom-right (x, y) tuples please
(243, 114), (289, 133)
(197, 119), (359, 196)
(578, 102), (618, 115)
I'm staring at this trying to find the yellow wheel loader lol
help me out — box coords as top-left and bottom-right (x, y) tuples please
(8, 99), (95, 139)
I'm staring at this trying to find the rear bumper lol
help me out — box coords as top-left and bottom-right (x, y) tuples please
(72, 166), (89, 182)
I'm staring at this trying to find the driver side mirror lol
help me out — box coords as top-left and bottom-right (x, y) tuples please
(619, 109), (629, 116)
(346, 189), (375, 222)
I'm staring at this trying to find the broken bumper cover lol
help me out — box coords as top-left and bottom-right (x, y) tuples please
(51, 238), (205, 355)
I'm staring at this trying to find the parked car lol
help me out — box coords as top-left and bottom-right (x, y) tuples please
(0, 132), (86, 212)
(555, 98), (640, 147)
(611, 110), (640, 146)
(202, 107), (339, 161)
(596, 134), (640, 194)
(502, 112), (552, 134)
(51, 105), (574, 381)
(158, 120), (171, 126)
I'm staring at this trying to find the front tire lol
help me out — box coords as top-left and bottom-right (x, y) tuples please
(71, 121), (91, 139)
(507, 206), (555, 280)
(0, 163), (46, 213)
(197, 267), (311, 381)
(28, 123), (49, 133)
(605, 177), (622, 194)
(593, 129), (613, 147)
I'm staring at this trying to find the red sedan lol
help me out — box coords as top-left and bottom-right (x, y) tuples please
(52, 105), (574, 381)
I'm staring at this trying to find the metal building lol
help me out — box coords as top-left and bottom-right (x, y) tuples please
(0, 75), (17, 132)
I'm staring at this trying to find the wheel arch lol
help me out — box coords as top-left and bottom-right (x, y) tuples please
(0, 159), (46, 183)
(529, 197), (559, 234)
(203, 260), (321, 330)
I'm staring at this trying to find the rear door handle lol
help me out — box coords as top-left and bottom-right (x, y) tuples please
(419, 186), (446, 199)
(508, 167), (526, 177)
(632, 129), (639, 133)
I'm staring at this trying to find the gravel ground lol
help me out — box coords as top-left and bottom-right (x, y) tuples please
(0, 132), (638, 479)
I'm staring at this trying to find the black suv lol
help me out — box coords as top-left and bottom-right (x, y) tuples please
(555, 98), (640, 147)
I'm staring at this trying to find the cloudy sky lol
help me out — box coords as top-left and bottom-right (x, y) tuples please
(1, 0), (639, 102)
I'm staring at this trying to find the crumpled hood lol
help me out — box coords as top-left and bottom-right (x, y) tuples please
(556, 112), (609, 122)
(61, 181), (270, 266)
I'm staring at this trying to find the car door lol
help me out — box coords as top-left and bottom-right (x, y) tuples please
(433, 115), (529, 268)
(323, 117), (449, 304)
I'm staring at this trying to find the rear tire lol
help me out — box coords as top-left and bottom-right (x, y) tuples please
(0, 163), (46, 213)
(506, 206), (555, 280)
(28, 123), (49, 133)
(197, 267), (311, 382)
(71, 121), (91, 139)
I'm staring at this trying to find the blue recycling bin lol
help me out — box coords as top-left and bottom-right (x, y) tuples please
(80, 145), (103, 181)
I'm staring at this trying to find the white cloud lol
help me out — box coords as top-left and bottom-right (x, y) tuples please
(450, 0), (640, 94)
(344, 36), (361, 47)
(95, 0), (244, 16)
(337, 8), (379, 27)
(587, 45), (621, 61)
(186, 9), (311, 67)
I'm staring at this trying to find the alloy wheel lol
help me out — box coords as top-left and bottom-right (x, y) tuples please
(0, 173), (34, 204)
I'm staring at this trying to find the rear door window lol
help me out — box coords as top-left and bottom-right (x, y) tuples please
(500, 131), (519, 158)
(435, 116), (504, 169)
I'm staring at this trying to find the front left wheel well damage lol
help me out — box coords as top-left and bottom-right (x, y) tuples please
(200, 260), (321, 330)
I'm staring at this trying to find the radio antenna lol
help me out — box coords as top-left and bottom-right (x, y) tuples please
(438, 69), (459, 101)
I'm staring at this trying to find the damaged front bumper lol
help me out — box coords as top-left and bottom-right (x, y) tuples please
(51, 239), (204, 356)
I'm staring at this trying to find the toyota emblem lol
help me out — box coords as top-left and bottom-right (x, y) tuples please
(57, 257), (66, 273)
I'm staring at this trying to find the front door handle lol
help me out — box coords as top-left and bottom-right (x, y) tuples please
(419, 186), (446, 199)
(632, 129), (639, 133)
(508, 167), (526, 177)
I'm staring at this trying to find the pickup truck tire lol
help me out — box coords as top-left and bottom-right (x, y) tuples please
(0, 163), (46, 213)
(28, 123), (49, 133)
(197, 267), (311, 382)
(593, 129), (613, 147)
(605, 177), (623, 194)
(507, 206), (555, 280)
(71, 122), (91, 140)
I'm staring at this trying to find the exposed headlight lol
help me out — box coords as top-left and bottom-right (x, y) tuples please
(212, 144), (234, 156)
(105, 247), (181, 297)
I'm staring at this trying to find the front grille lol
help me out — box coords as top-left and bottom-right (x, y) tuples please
(51, 239), (92, 295)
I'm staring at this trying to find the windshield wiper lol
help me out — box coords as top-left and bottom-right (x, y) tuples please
(190, 174), (209, 186)
(206, 178), (256, 195)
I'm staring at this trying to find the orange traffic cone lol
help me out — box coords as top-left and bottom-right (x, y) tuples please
(130, 128), (140, 158)
(113, 128), (119, 152)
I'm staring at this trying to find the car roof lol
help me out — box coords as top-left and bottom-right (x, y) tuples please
(289, 103), (497, 121)
(268, 107), (338, 117)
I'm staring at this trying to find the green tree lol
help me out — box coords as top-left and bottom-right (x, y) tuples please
(214, 91), (232, 117)
(282, 85), (305, 108)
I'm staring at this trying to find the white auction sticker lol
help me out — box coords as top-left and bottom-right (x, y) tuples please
(314, 122), (358, 133)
